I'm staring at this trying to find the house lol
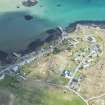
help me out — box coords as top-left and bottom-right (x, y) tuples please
(0, 74), (5, 80)
(61, 70), (72, 79)
(16, 75), (26, 81)
(11, 65), (19, 73)
(82, 61), (90, 69)
(74, 53), (84, 63)
(57, 26), (68, 37)
(19, 61), (26, 66)
(91, 50), (98, 57)
(70, 78), (79, 90)
(87, 58), (93, 63)
(85, 35), (96, 43)
(83, 63), (90, 69)
(13, 52), (21, 58)
(93, 44), (102, 54)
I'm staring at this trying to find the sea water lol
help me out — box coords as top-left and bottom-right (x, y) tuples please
(0, 0), (105, 52)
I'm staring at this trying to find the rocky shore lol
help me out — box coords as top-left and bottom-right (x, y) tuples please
(0, 27), (63, 67)
(66, 20), (105, 32)
(1, 20), (105, 67)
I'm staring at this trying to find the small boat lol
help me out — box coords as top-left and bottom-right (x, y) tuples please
(22, 0), (38, 7)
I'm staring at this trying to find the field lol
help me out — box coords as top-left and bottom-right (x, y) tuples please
(0, 76), (85, 105)
(20, 50), (77, 85)
(88, 95), (105, 105)
(78, 26), (105, 99)
(79, 59), (105, 99)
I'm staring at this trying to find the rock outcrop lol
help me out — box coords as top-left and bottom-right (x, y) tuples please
(24, 15), (33, 21)
(22, 0), (38, 7)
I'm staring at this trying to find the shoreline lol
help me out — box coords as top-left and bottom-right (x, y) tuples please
(0, 20), (105, 66)
(66, 20), (105, 33)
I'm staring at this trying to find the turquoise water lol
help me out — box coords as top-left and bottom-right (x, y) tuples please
(0, 0), (105, 52)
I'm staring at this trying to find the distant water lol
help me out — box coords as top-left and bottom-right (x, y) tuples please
(0, 0), (105, 52)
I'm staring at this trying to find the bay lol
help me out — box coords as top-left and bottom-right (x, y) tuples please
(0, 0), (105, 52)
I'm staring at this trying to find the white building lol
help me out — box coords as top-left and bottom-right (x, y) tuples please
(12, 65), (19, 72)
(0, 74), (5, 80)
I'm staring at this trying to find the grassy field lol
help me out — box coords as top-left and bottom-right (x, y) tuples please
(0, 76), (86, 105)
(0, 90), (11, 105)
(88, 95), (105, 105)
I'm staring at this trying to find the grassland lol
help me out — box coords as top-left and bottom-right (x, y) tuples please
(0, 76), (86, 105)
(88, 95), (105, 105)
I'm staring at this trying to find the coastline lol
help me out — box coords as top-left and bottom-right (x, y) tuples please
(1, 0), (105, 54)
(66, 20), (105, 33)
(1, 20), (105, 66)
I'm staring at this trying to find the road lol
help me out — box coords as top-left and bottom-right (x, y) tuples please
(0, 29), (72, 76)
(0, 48), (53, 75)
(68, 52), (92, 86)
(0, 32), (69, 76)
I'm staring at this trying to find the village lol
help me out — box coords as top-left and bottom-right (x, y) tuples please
(0, 26), (69, 81)
(0, 24), (103, 87)
(0, 24), (104, 105)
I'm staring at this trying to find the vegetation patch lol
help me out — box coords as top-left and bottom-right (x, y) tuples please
(0, 76), (85, 105)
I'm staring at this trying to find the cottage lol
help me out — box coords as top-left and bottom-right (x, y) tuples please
(25, 58), (34, 64)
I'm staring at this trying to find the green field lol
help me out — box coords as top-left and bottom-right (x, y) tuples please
(0, 76), (86, 105)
